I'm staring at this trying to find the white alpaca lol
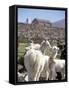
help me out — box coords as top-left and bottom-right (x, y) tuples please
(24, 40), (48, 81)
(24, 49), (46, 81)
(48, 45), (65, 80)
(54, 59), (65, 79)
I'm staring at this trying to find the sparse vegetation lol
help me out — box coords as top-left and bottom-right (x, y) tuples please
(18, 43), (28, 64)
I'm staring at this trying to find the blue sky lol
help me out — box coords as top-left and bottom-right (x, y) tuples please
(18, 8), (65, 23)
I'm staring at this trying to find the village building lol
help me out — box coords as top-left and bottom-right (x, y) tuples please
(32, 18), (52, 27)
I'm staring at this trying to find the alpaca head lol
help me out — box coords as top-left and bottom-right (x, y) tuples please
(46, 40), (52, 48)
(52, 46), (59, 53)
(40, 40), (51, 54)
(52, 46), (59, 58)
(41, 40), (51, 47)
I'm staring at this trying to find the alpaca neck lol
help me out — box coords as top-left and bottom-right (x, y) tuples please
(40, 45), (46, 54)
(53, 51), (58, 59)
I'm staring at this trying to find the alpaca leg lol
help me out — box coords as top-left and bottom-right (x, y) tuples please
(49, 69), (56, 80)
(61, 68), (65, 80)
(28, 72), (37, 81)
(52, 71), (56, 80)
(28, 72), (32, 81)
(45, 71), (49, 80)
(36, 66), (44, 81)
(49, 70), (53, 80)
(51, 66), (56, 80)
(29, 65), (41, 81)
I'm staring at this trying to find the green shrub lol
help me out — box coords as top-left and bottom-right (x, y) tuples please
(18, 56), (24, 65)
(18, 35), (29, 43)
(17, 43), (28, 65)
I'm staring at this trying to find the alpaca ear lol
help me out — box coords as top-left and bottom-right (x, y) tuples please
(41, 40), (45, 45)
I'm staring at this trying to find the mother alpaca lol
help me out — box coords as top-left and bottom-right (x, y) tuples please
(24, 40), (48, 81)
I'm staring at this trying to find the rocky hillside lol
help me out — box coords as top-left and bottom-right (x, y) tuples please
(18, 23), (65, 44)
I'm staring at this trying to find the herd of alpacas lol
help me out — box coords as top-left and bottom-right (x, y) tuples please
(18, 40), (65, 82)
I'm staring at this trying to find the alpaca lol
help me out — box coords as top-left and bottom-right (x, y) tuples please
(50, 45), (65, 80)
(54, 59), (65, 79)
(24, 49), (45, 81)
(24, 40), (48, 81)
(48, 59), (65, 80)
(46, 45), (65, 80)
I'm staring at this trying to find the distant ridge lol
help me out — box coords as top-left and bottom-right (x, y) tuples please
(52, 19), (65, 28)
